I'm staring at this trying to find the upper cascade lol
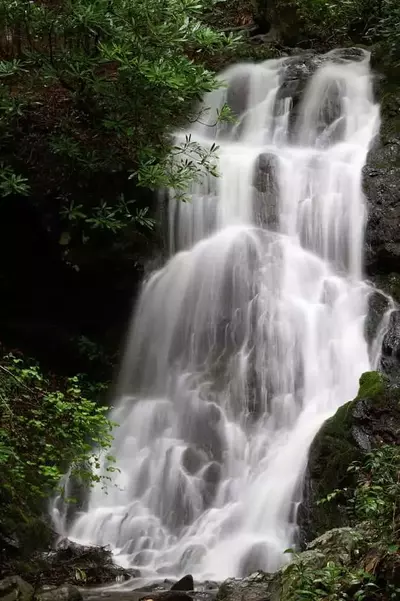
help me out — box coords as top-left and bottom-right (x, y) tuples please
(54, 48), (381, 583)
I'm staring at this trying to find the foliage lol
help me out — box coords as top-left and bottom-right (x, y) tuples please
(348, 445), (400, 543)
(0, 0), (238, 267)
(280, 444), (400, 601)
(370, 0), (400, 62)
(318, 443), (400, 546)
(286, 556), (377, 601)
(252, 0), (400, 53)
(307, 444), (400, 600)
(0, 350), (116, 528)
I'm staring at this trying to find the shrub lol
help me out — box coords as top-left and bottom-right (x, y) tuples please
(0, 351), (116, 529)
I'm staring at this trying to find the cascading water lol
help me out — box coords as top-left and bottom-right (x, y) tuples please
(58, 49), (381, 581)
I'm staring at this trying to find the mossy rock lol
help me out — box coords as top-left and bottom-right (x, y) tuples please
(299, 372), (400, 542)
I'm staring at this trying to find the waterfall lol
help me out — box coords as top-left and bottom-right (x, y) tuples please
(61, 49), (380, 581)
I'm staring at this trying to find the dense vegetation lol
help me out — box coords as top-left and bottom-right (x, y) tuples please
(283, 443), (400, 600)
(0, 350), (114, 555)
(0, 0), (241, 276)
(0, 0), (397, 275)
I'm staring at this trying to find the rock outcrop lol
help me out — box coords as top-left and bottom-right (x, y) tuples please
(299, 371), (400, 543)
(364, 69), (400, 280)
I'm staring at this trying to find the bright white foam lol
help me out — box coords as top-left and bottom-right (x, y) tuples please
(56, 50), (380, 582)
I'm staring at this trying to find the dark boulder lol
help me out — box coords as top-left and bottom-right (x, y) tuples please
(171, 575), (194, 592)
(364, 139), (400, 275)
(299, 371), (400, 543)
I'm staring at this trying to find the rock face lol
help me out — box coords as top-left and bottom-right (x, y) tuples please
(0, 576), (33, 601)
(299, 371), (400, 543)
(364, 74), (400, 278)
(364, 288), (391, 344)
(364, 139), (400, 275)
(170, 575), (195, 592)
(254, 153), (280, 230)
(381, 310), (400, 381)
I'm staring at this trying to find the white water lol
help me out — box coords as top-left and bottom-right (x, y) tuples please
(58, 49), (381, 581)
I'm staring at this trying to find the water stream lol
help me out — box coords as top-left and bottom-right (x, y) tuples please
(56, 49), (381, 582)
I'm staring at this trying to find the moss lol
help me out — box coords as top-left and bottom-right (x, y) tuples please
(356, 371), (385, 400)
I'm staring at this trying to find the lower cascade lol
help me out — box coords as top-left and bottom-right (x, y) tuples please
(58, 49), (382, 581)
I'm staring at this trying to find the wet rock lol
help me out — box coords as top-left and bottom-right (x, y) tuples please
(181, 448), (207, 474)
(140, 592), (192, 601)
(0, 576), (33, 601)
(364, 82), (400, 276)
(178, 546), (207, 572)
(254, 153), (280, 231)
(299, 371), (400, 543)
(381, 310), (400, 382)
(171, 575), (194, 592)
(202, 462), (222, 507)
(216, 571), (274, 601)
(226, 69), (251, 118)
(36, 584), (82, 601)
(364, 288), (391, 343)
(279, 53), (325, 132)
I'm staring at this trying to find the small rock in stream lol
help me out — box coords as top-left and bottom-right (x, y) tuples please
(171, 575), (194, 592)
